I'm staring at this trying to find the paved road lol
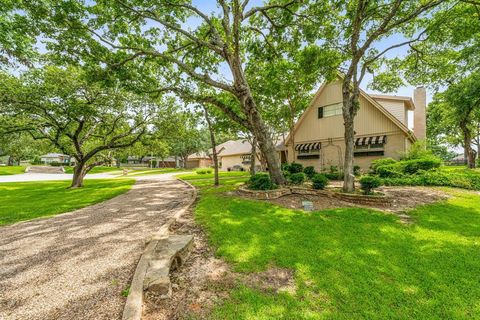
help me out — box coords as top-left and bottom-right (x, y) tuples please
(0, 172), (122, 183)
(0, 175), (193, 320)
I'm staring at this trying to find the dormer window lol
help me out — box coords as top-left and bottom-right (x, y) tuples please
(318, 102), (343, 119)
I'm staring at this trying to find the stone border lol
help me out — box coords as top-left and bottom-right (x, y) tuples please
(122, 178), (197, 320)
(239, 185), (392, 206)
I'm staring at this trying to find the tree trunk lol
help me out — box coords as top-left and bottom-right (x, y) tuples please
(250, 136), (257, 175)
(71, 162), (87, 188)
(203, 106), (219, 186)
(461, 123), (476, 168)
(7, 155), (13, 166)
(242, 96), (285, 185)
(341, 79), (360, 193)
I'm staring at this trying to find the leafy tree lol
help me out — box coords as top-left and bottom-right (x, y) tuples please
(306, 0), (444, 192)
(428, 73), (480, 168)
(0, 133), (48, 165)
(37, 0), (319, 185)
(0, 66), (160, 187)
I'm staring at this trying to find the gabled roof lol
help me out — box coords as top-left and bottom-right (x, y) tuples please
(369, 94), (415, 110)
(218, 138), (285, 157)
(40, 153), (70, 158)
(285, 74), (416, 145)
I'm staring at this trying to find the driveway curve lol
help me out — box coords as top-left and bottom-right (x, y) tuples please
(0, 175), (193, 320)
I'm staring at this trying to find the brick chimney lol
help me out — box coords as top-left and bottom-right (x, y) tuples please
(413, 86), (427, 140)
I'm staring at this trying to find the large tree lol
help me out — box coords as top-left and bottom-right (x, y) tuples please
(34, 0), (324, 185)
(0, 66), (160, 187)
(428, 73), (480, 168)
(306, 0), (445, 192)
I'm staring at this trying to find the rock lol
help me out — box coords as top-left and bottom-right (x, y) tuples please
(143, 235), (194, 298)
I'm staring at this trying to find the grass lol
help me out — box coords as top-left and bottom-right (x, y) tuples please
(0, 179), (134, 225)
(64, 166), (122, 174)
(185, 178), (480, 319)
(176, 171), (250, 181)
(0, 166), (25, 175)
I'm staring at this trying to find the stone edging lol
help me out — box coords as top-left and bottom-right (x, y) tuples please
(238, 185), (392, 205)
(122, 178), (197, 320)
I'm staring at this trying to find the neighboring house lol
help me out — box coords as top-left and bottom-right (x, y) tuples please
(218, 139), (287, 171)
(186, 151), (213, 169)
(126, 156), (180, 168)
(40, 153), (73, 165)
(284, 77), (426, 170)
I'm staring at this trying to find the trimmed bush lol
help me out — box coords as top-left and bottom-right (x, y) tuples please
(359, 175), (382, 195)
(290, 172), (306, 185)
(288, 162), (304, 174)
(353, 165), (361, 176)
(370, 158), (397, 173)
(49, 162), (64, 167)
(376, 164), (404, 178)
(325, 171), (344, 180)
(196, 168), (213, 174)
(312, 173), (329, 190)
(402, 157), (441, 174)
(303, 166), (316, 179)
(248, 173), (277, 190)
(282, 170), (291, 182)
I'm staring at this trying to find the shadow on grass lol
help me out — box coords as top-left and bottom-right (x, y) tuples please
(194, 185), (480, 319)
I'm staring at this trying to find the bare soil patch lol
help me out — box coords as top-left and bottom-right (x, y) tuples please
(142, 203), (296, 320)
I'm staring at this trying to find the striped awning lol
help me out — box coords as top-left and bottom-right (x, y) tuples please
(241, 154), (252, 160)
(355, 135), (387, 146)
(295, 142), (321, 151)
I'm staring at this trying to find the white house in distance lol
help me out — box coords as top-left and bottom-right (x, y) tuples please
(284, 77), (426, 170)
(40, 153), (73, 165)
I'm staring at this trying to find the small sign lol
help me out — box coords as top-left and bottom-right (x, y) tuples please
(302, 201), (314, 211)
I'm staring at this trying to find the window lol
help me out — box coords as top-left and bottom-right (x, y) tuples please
(354, 143), (385, 157)
(318, 102), (342, 119)
(297, 147), (320, 160)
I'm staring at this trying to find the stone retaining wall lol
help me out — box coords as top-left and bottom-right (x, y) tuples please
(238, 185), (392, 206)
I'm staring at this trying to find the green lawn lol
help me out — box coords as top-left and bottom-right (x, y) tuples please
(176, 171), (250, 180)
(0, 179), (134, 225)
(0, 166), (25, 175)
(186, 178), (480, 319)
(64, 166), (122, 174)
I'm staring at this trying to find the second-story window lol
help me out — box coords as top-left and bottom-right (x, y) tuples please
(318, 102), (343, 119)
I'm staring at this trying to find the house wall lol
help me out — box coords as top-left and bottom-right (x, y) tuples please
(373, 98), (407, 126)
(286, 80), (411, 171)
(220, 154), (246, 171)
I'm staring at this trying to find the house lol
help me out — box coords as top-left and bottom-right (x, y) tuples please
(217, 139), (287, 171)
(40, 153), (73, 165)
(284, 78), (426, 170)
(186, 151), (213, 169)
(126, 156), (179, 168)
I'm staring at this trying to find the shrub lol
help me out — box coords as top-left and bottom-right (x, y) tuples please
(282, 170), (291, 182)
(290, 172), (306, 185)
(248, 173), (277, 190)
(370, 158), (397, 173)
(353, 165), (361, 176)
(325, 171), (344, 180)
(49, 162), (63, 167)
(329, 165), (338, 173)
(281, 163), (290, 172)
(288, 162), (304, 174)
(312, 173), (329, 190)
(196, 168), (213, 174)
(376, 164), (404, 178)
(303, 166), (316, 179)
(359, 175), (382, 195)
(401, 140), (435, 160)
(402, 157), (442, 174)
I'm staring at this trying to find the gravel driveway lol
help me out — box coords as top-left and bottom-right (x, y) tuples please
(0, 176), (193, 320)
